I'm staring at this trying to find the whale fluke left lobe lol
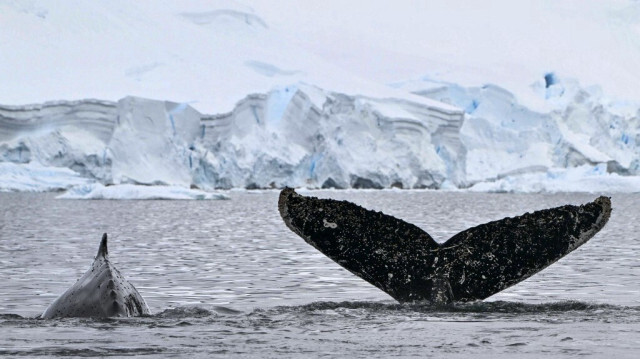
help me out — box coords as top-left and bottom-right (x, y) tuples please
(279, 188), (441, 303)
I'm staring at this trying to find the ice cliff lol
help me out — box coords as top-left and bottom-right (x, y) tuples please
(0, 99), (116, 182)
(195, 85), (464, 190)
(1, 78), (639, 193)
(2, 1), (639, 193)
(0, 84), (465, 191)
(405, 75), (640, 191)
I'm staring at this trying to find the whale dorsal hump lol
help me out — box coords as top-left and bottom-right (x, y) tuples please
(97, 233), (108, 259)
(41, 232), (151, 318)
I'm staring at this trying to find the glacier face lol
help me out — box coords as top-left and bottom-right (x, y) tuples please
(410, 76), (640, 186)
(195, 84), (465, 190)
(0, 85), (465, 191)
(0, 99), (117, 183)
(1, 78), (639, 193)
(109, 97), (202, 187)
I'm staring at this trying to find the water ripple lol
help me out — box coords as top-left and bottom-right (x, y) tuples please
(1, 191), (639, 357)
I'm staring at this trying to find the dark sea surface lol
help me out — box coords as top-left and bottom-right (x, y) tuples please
(0, 190), (638, 358)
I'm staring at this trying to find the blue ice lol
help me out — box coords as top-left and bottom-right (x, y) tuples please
(465, 100), (479, 114)
(309, 153), (324, 177)
(621, 133), (629, 145)
(167, 103), (190, 135)
(266, 85), (297, 127)
(544, 72), (557, 88)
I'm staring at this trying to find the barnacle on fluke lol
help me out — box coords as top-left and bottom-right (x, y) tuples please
(278, 188), (611, 304)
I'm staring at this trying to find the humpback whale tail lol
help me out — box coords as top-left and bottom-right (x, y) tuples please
(41, 233), (150, 319)
(278, 188), (611, 304)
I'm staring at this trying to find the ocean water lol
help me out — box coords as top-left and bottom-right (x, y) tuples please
(0, 190), (638, 358)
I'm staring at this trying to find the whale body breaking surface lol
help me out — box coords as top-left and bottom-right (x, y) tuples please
(41, 233), (150, 319)
(278, 188), (612, 304)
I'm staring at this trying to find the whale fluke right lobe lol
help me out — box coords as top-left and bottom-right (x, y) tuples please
(438, 196), (611, 302)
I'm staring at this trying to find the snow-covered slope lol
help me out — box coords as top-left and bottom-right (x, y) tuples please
(252, 0), (640, 111)
(5, 0), (638, 112)
(0, 0), (441, 114)
(1, 0), (640, 193)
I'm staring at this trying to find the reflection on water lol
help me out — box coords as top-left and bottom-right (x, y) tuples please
(0, 191), (639, 357)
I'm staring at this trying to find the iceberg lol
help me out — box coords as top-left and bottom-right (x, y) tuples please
(468, 164), (640, 194)
(0, 162), (91, 192)
(58, 183), (229, 200)
(109, 97), (201, 187)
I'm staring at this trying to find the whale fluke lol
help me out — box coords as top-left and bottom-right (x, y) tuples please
(278, 188), (611, 304)
(41, 233), (150, 319)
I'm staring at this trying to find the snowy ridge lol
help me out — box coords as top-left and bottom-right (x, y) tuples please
(0, 0), (456, 114)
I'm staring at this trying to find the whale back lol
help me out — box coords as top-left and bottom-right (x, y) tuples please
(278, 188), (612, 304)
(41, 234), (150, 319)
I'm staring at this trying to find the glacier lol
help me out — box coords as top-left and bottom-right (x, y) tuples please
(58, 183), (229, 200)
(1, 0), (640, 194)
(403, 75), (640, 185)
(1, 79), (639, 194)
(0, 85), (465, 192)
